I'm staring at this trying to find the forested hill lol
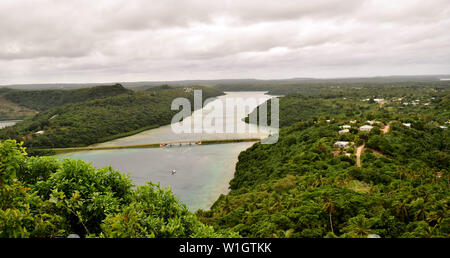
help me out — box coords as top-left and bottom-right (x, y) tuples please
(197, 88), (449, 238)
(214, 80), (450, 96)
(2, 84), (131, 111)
(0, 85), (223, 149)
(247, 82), (450, 127)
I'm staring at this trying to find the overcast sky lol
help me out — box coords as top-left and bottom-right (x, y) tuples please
(1, 0), (449, 84)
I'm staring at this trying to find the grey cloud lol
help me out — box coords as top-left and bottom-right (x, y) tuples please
(0, 0), (449, 84)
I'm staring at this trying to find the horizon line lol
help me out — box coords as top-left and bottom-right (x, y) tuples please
(1, 73), (450, 87)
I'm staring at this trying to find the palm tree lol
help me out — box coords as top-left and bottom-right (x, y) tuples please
(322, 199), (336, 233)
(393, 199), (409, 221)
(343, 215), (372, 237)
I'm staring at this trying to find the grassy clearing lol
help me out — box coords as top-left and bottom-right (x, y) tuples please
(0, 96), (38, 120)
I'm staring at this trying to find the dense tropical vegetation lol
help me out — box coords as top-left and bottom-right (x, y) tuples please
(1, 84), (131, 111)
(0, 80), (449, 238)
(197, 82), (449, 238)
(213, 77), (449, 96)
(0, 139), (236, 238)
(0, 85), (223, 150)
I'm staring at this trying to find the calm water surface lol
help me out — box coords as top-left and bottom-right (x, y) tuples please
(58, 92), (276, 211)
(0, 120), (21, 129)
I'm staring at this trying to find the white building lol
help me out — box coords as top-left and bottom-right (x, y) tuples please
(402, 123), (411, 127)
(334, 141), (351, 148)
(374, 98), (385, 104)
(339, 129), (350, 134)
(359, 125), (373, 132)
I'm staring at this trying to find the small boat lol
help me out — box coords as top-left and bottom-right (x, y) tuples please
(170, 169), (176, 175)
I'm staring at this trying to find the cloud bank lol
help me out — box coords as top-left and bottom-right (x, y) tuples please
(0, 0), (449, 84)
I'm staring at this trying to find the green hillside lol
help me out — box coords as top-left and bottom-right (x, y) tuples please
(3, 84), (131, 111)
(0, 85), (223, 149)
(197, 89), (450, 238)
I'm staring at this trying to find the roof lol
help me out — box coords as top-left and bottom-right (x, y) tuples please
(339, 129), (350, 134)
(334, 141), (350, 146)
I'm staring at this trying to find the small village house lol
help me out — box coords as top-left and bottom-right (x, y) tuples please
(359, 125), (373, 132)
(334, 141), (351, 148)
(402, 123), (411, 127)
(339, 129), (349, 134)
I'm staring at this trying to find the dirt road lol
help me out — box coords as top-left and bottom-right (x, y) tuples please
(382, 123), (390, 134)
(356, 144), (365, 168)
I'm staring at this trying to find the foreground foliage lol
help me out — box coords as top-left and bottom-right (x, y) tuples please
(0, 140), (236, 238)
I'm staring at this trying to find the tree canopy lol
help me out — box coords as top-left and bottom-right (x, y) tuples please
(0, 140), (236, 238)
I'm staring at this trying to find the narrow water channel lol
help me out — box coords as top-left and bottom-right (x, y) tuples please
(57, 92), (276, 211)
